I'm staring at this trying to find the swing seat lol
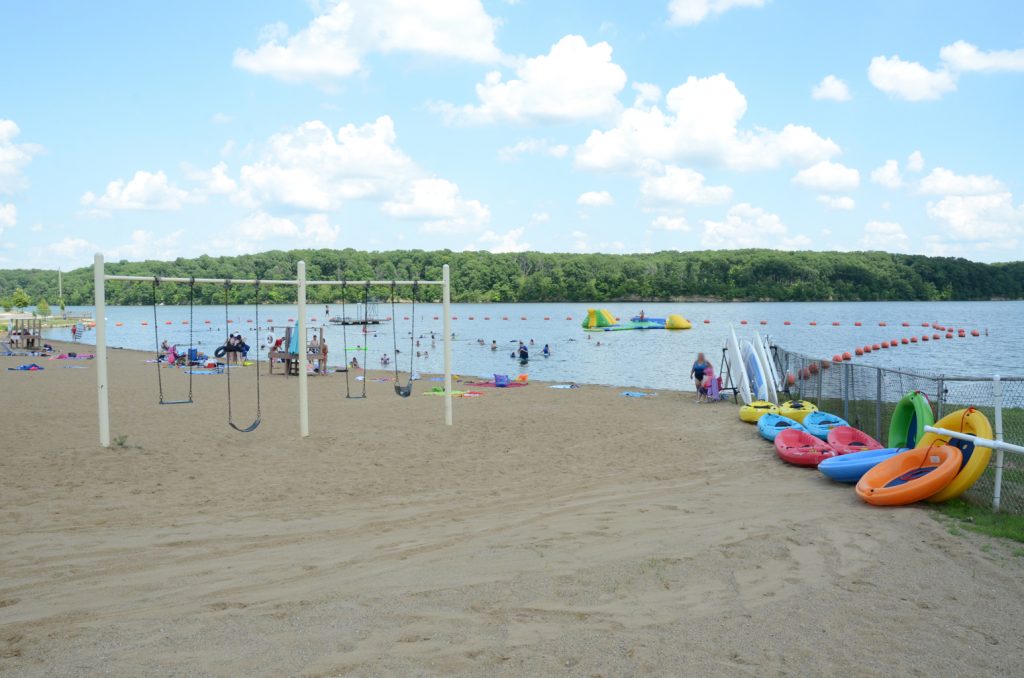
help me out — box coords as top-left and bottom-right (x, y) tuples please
(394, 383), (412, 398)
(159, 398), (194, 406)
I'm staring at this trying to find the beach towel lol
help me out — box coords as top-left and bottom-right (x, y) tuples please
(549, 384), (580, 389)
(62, 365), (88, 369)
(187, 369), (224, 375)
(8, 364), (44, 371)
(620, 391), (656, 397)
(464, 380), (527, 388)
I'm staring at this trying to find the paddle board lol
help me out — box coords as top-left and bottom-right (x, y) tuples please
(753, 333), (779, 405)
(758, 333), (781, 394)
(742, 339), (769, 402)
(728, 326), (752, 404)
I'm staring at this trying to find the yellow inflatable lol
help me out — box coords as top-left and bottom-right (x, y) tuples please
(921, 408), (993, 503)
(779, 400), (817, 423)
(740, 400), (778, 423)
(665, 314), (692, 330)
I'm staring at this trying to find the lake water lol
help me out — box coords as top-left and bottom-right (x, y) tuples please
(44, 301), (1023, 390)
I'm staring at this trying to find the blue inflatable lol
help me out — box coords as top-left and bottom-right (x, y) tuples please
(818, 448), (906, 483)
(803, 411), (849, 440)
(758, 413), (807, 442)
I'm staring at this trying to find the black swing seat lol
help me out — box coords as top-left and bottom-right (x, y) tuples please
(159, 398), (194, 406)
(394, 383), (412, 398)
(229, 416), (261, 433)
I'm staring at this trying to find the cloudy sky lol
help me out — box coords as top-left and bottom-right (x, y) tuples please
(2, 0), (1023, 267)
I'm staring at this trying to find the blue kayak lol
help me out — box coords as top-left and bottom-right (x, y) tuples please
(818, 447), (907, 483)
(758, 413), (807, 442)
(803, 411), (849, 440)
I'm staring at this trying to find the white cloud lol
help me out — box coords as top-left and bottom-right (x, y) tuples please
(210, 211), (341, 255)
(641, 165), (732, 204)
(870, 159), (903, 189)
(918, 167), (1004, 195)
(862, 220), (909, 251)
(497, 138), (570, 161)
(939, 40), (1024, 73)
(437, 35), (627, 124)
(234, 0), (502, 87)
(570, 229), (590, 251)
(0, 119), (42, 195)
(576, 73), (840, 172)
(477, 227), (530, 253)
(926, 193), (1024, 240)
(382, 178), (490, 233)
(812, 75), (851, 101)
(906, 150), (924, 173)
(792, 160), (860, 191)
(238, 117), (415, 210)
(184, 161), (239, 197)
(80, 170), (190, 212)
(211, 112), (233, 124)
(868, 54), (956, 101)
(632, 82), (662, 108)
(577, 190), (614, 207)
(651, 215), (690, 231)
(701, 203), (810, 249)
(667, 0), (765, 26)
(301, 213), (342, 245)
(817, 195), (855, 210)
(48, 237), (98, 262)
(868, 41), (1024, 102)
(0, 203), (15, 229)
(530, 211), (550, 223)
(108, 229), (187, 261)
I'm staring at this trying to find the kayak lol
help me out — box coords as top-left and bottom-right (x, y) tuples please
(779, 400), (817, 423)
(827, 426), (884, 455)
(856, 445), (962, 506)
(887, 390), (934, 448)
(775, 429), (837, 467)
(739, 400), (777, 423)
(818, 447), (905, 483)
(803, 411), (849, 440)
(758, 413), (807, 442)
(920, 408), (994, 503)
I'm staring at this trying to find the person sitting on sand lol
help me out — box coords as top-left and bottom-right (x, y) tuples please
(350, 356), (360, 369)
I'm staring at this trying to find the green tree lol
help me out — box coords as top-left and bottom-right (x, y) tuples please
(10, 287), (31, 310)
(36, 298), (51, 316)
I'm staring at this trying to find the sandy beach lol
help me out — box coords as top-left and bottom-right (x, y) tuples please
(2, 341), (1023, 676)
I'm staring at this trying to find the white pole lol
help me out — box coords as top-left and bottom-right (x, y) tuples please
(297, 260), (309, 437)
(94, 253), (110, 447)
(992, 375), (1005, 512)
(442, 264), (453, 426)
(922, 424), (1024, 455)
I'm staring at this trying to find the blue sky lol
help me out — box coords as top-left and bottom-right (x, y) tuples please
(2, 0), (1023, 268)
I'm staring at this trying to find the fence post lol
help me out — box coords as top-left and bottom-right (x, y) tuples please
(843, 362), (850, 422)
(816, 360), (823, 406)
(992, 375), (1004, 512)
(875, 369), (883, 442)
(936, 377), (944, 418)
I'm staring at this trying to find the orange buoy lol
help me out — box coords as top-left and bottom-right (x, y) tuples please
(784, 321), (791, 326)
(404, 316), (410, 321)
(958, 329), (965, 337)
(543, 316), (549, 320)
(502, 316), (509, 321)
(521, 316), (528, 321)
(854, 321), (862, 327)
(842, 351), (852, 361)
(901, 338), (908, 344)
(809, 362), (819, 374)
(922, 335), (929, 342)
(810, 321), (817, 326)
(115, 322), (123, 327)
(862, 345), (871, 353)
(141, 321), (148, 326)
(266, 318), (273, 322)
(311, 317), (317, 322)
(760, 320), (767, 325)
(902, 322), (910, 327)
(468, 316), (475, 320)
(881, 341), (889, 348)
(182, 320), (189, 325)
(615, 317), (620, 322)
(246, 319), (253, 323)
(833, 354), (843, 363)
(800, 367), (811, 379)
(821, 359), (831, 369)
(435, 316), (441, 320)
(204, 320), (211, 324)
(740, 320), (748, 324)
(786, 373), (796, 386)
(832, 321), (840, 326)
(566, 316), (572, 320)
(879, 321), (887, 326)
(921, 322), (929, 327)
(910, 336), (918, 343)
(971, 329), (980, 336)
(452, 316), (458, 320)
(703, 319), (710, 324)
(933, 333), (940, 340)
(855, 347), (864, 356)
(484, 316), (491, 320)
(945, 333), (953, 339)
(872, 343), (881, 350)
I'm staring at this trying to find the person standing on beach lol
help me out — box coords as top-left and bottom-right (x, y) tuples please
(690, 352), (711, 402)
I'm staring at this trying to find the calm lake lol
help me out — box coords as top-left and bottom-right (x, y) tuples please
(46, 301), (1022, 390)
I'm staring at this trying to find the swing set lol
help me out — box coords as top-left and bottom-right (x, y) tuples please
(93, 254), (453, 447)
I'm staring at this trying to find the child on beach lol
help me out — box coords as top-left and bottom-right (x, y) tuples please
(701, 366), (719, 402)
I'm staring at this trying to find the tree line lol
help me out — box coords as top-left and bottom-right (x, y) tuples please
(2, 248), (1022, 309)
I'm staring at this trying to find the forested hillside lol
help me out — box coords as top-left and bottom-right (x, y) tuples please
(2, 249), (1022, 307)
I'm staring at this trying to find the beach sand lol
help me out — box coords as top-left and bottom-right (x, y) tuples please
(2, 342), (1023, 676)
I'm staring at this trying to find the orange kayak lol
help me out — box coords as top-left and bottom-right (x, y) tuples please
(855, 444), (962, 506)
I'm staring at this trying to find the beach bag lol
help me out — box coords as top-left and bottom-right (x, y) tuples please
(494, 374), (510, 387)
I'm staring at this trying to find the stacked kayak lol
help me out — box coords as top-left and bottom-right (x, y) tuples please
(803, 411), (849, 440)
(919, 408), (994, 503)
(779, 400), (817, 423)
(887, 391), (934, 448)
(758, 413), (806, 442)
(819, 448), (905, 483)
(827, 426), (883, 455)
(739, 400), (778, 423)
(775, 429), (836, 467)
(855, 445), (963, 506)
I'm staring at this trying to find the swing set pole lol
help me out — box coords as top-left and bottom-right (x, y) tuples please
(95, 253), (111, 447)
(442, 264), (452, 426)
(297, 260), (309, 438)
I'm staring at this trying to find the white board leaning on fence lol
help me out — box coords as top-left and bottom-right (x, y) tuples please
(728, 326), (752, 405)
(742, 339), (769, 402)
(753, 334), (779, 405)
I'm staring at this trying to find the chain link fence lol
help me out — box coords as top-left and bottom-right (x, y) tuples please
(770, 343), (1024, 515)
